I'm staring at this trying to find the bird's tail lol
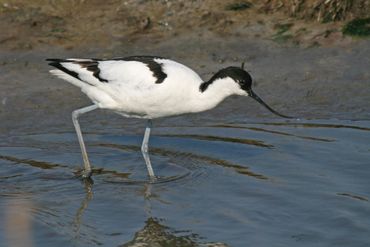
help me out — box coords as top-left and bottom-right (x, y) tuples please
(49, 69), (88, 88)
(46, 58), (99, 89)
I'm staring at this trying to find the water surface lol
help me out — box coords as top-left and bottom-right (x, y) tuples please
(1, 119), (370, 246)
(1, 40), (370, 246)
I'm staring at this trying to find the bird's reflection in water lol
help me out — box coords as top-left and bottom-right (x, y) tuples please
(120, 217), (200, 247)
(73, 178), (93, 239)
(73, 179), (228, 247)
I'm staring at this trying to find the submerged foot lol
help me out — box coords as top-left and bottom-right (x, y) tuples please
(148, 175), (161, 183)
(81, 169), (92, 179)
(74, 168), (92, 179)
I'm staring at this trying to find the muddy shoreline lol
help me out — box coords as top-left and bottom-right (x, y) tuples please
(1, 0), (369, 50)
(1, 0), (370, 136)
(1, 34), (370, 137)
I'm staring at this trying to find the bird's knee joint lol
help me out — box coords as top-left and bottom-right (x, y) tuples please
(72, 111), (80, 121)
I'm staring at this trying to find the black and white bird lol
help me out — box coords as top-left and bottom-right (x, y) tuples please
(47, 56), (291, 179)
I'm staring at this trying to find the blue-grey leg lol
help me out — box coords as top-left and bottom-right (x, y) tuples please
(72, 105), (98, 178)
(141, 120), (155, 178)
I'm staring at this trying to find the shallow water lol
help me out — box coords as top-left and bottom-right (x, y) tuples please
(1, 38), (370, 246)
(1, 118), (370, 246)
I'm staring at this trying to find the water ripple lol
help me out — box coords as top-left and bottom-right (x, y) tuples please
(158, 134), (274, 148)
(210, 124), (335, 142)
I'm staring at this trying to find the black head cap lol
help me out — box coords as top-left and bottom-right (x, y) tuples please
(200, 65), (293, 119)
(200, 66), (253, 92)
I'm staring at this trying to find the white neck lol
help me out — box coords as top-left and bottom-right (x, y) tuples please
(192, 77), (245, 113)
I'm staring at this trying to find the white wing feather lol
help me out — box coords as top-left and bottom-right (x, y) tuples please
(48, 57), (205, 117)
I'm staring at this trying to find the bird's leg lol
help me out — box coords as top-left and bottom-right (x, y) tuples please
(141, 119), (156, 179)
(72, 105), (98, 178)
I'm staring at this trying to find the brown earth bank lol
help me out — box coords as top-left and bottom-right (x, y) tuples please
(0, 0), (369, 50)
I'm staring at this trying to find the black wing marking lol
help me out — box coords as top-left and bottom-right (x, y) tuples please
(47, 56), (168, 84)
(47, 58), (81, 81)
(112, 56), (167, 84)
(76, 61), (108, 82)
(47, 58), (108, 83)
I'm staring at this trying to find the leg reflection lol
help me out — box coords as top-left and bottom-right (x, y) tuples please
(73, 179), (93, 237)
